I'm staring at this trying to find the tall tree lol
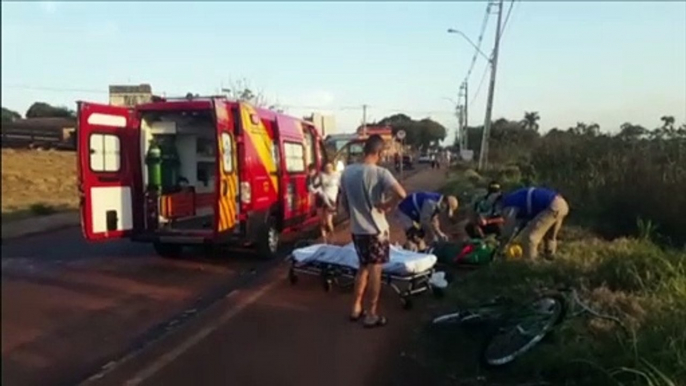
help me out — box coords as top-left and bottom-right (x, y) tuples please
(522, 111), (540, 131)
(1, 107), (22, 123)
(376, 113), (446, 150)
(25, 102), (75, 119)
(618, 122), (647, 140)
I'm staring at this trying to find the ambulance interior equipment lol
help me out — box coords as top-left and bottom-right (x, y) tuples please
(140, 110), (218, 232)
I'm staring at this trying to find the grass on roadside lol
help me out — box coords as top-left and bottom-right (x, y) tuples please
(1, 149), (78, 222)
(416, 164), (686, 386)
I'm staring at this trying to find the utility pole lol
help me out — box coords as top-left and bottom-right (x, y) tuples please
(455, 105), (463, 149)
(361, 104), (368, 137)
(463, 81), (469, 148)
(478, 0), (504, 171)
(458, 81), (469, 150)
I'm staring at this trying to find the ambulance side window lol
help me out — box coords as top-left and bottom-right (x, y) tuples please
(284, 142), (305, 173)
(89, 133), (121, 172)
(221, 133), (233, 172)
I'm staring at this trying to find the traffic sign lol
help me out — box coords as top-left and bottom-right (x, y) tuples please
(396, 130), (406, 140)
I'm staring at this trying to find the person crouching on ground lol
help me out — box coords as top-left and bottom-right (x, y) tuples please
(340, 134), (407, 328)
(465, 181), (504, 240)
(397, 192), (459, 251)
(495, 186), (569, 260)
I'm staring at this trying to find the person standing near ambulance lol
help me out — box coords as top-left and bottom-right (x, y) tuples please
(340, 134), (407, 328)
(496, 187), (569, 260)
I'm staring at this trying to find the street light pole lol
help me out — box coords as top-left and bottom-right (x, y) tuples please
(478, 0), (504, 171)
(458, 81), (469, 150)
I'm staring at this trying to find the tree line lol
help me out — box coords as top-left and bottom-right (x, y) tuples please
(466, 111), (686, 246)
(2, 103), (75, 123)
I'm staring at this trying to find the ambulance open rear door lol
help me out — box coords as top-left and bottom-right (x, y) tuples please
(211, 99), (239, 236)
(77, 102), (143, 241)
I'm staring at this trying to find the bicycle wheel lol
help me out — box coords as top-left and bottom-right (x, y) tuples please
(431, 298), (510, 326)
(480, 293), (567, 367)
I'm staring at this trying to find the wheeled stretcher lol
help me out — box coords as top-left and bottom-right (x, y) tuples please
(287, 242), (444, 309)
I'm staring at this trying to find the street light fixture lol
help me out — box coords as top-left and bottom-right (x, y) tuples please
(447, 28), (492, 63)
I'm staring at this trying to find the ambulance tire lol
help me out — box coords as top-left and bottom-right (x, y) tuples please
(256, 217), (279, 260)
(153, 242), (184, 259)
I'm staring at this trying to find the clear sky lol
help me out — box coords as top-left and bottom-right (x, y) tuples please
(2, 1), (685, 139)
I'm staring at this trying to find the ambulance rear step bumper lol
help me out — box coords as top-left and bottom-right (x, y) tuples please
(132, 231), (212, 245)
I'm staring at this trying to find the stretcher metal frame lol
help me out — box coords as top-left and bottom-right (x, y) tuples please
(286, 254), (444, 310)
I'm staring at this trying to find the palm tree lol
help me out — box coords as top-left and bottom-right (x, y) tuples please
(522, 111), (540, 131)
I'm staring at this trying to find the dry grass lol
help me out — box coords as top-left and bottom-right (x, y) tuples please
(1, 149), (78, 222)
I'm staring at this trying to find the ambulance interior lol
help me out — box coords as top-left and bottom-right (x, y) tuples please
(140, 110), (218, 232)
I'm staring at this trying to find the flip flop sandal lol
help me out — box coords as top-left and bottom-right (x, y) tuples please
(349, 310), (366, 322)
(363, 315), (388, 328)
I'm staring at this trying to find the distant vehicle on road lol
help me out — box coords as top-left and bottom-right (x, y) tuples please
(418, 154), (432, 164)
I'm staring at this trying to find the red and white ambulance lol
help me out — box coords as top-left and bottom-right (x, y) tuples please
(77, 96), (339, 259)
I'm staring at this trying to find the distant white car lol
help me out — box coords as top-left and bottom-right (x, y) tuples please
(418, 155), (432, 164)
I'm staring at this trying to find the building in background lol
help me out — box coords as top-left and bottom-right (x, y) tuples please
(109, 84), (153, 107)
(304, 113), (336, 137)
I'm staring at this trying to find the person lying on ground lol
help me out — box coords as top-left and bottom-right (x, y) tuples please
(465, 181), (504, 239)
(495, 186), (569, 260)
(396, 191), (459, 251)
(340, 134), (407, 328)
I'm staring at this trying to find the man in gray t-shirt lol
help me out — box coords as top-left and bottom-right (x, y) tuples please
(340, 135), (406, 328)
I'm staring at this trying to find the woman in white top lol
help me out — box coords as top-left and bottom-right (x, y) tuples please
(317, 162), (341, 242)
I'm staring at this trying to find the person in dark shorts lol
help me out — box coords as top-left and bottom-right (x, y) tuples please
(340, 134), (407, 328)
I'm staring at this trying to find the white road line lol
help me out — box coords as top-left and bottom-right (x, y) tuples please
(122, 280), (279, 386)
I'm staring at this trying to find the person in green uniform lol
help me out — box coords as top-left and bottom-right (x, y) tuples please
(465, 181), (504, 239)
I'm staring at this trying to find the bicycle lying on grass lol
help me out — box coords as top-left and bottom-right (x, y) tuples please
(430, 285), (626, 367)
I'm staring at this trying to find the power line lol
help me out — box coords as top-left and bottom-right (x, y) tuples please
(2, 84), (456, 118)
(498, 0), (517, 44)
(470, 63), (490, 108)
(467, 0), (516, 110)
(462, 3), (491, 85)
(1, 84), (107, 94)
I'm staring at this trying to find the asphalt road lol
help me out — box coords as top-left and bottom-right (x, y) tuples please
(1, 164), (439, 386)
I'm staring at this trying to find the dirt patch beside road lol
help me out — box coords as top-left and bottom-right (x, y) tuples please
(1, 149), (78, 222)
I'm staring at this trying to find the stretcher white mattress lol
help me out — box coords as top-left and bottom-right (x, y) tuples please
(291, 243), (437, 275)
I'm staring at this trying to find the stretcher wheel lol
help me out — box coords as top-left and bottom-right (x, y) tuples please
(288, 268), (299, 285)
(400, 296), (413, 310)
(323, 278), (333, 292)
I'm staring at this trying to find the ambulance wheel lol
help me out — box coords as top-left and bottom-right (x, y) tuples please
(153, 242), (183, 259)
(256, 217), (279, 260)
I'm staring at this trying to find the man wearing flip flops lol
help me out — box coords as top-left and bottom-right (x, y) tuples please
(340, 134), (407, 328)
(496, 186), (570, 260)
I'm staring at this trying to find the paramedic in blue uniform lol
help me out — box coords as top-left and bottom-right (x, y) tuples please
(397, 191), (459, 250)
(496, 186), (570, 260)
